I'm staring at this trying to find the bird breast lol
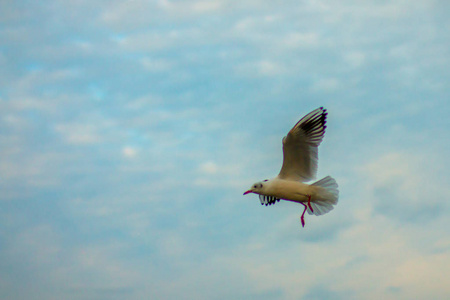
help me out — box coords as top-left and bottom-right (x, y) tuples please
(265, 178), (312, 203)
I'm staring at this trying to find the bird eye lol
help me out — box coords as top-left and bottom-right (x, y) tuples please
(253, 185), (257, 188)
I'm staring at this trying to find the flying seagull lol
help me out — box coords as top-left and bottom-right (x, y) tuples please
(243, 107), (339, 227)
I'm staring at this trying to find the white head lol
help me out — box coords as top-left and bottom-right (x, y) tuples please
(243, 179), (268, 195)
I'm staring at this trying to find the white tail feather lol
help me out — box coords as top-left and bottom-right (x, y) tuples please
(307, 176), (339, 216)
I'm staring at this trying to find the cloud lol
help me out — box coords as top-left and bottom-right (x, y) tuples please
(391, 253), (450, 299)
(55, 123), (103, 145)
(236, 60), (287, 78)
(311, 78), (340, 93)
(122, 146), (138, 158)
(362, 151), (449, 223)
(198, 161), (218, 174)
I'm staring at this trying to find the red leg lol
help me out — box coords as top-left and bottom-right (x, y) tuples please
(300, 203), (307, 227)
(307, 195), (314, 213)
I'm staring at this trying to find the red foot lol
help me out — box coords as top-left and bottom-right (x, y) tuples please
(307, 195), (314, 213)
(300, 203), (307, 228)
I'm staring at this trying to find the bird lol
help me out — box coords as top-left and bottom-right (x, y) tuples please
(243, 107), (339, 227)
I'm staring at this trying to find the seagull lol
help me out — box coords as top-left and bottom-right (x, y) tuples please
(243, 107), (339, 227)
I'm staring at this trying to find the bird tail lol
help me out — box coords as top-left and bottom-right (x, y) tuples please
(307, 176), (339, 216)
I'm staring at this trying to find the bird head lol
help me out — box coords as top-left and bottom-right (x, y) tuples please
(243, 180), (266, 195)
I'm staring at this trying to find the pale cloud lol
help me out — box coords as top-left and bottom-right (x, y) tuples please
(55, 123), (101, 144)
(190, 0), (224, 13)
(122, 146), (138, 158)
(391, 253), (450, 299)
(140, 57), (174, 72)
(343, 51), (366, 68)
(281, 32), (320, 49)
(233, 15), (279, 32)
(115, 31), (176, 52)
(9, 224), (61, 266)
(362, 151), (449, 222)
(257, 60), (285, 76)
(194, 159), (248, 188)
(235, 60), (286, 77)
(311, 78), (340, 92)
(198, 161), (218, 174)
(100, 0), (163, 26)
(101, 0), (226, 28)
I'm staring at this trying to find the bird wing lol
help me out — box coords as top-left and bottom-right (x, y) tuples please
(277, 107), (327, 181)
(259, 195), (280, 206)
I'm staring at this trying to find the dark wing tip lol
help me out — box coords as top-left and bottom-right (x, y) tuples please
(259, 195), (281, 206)
(292, 107), (328, 145)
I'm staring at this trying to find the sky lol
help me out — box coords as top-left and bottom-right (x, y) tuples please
(1, 0), (449, 299)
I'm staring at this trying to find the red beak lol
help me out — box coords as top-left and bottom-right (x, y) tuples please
(243, 190), (252, 195)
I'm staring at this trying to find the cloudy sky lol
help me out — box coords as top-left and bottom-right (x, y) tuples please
(1, 0), (449, 299)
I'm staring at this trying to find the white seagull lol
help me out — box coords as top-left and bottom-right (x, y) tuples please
(243, 107), (339, 227)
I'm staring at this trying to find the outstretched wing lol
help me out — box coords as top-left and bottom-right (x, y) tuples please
(278, 107), (327, 182)
(259, 195), (280, 206)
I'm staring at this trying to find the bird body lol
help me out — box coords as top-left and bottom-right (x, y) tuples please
(257, 177), (311, 203)
(243, 107), (339, 227)
(246, 175), (338, 214)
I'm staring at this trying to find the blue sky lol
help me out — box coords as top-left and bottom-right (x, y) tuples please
(1, 1), (449, 299)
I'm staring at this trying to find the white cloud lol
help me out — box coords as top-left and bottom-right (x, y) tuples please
(122, 146), (138, 158)
(198, 161), (218, 174)
(235, 60), (286, 78)
(140, 57), (173, 72)
(361, 151), (449, 222)
(101, 0), (226, 29)
(311, 78), (340, 92)
(55, 123), (100, 144)
(343, 51), (366, 68)
(257, 60), (285, 76)
(391, 253), (450, 298)
(190, 0), (224, 13)
(281, 32), (320, 49)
